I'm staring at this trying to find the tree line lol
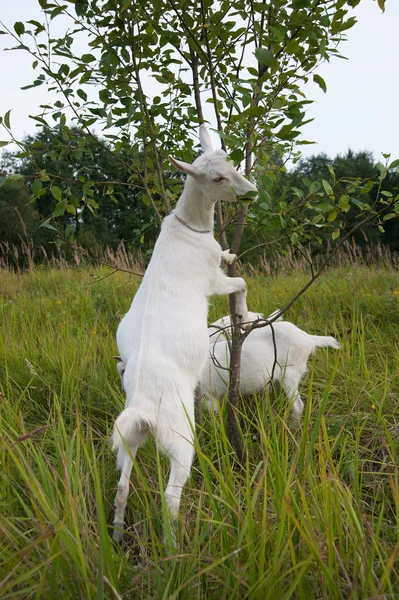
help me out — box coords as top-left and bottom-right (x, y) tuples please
(1, 128), (398, 267)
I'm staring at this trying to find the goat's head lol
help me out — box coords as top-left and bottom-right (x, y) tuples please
(169, 125), (257, 203)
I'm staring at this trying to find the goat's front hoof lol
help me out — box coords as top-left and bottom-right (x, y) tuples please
(222, 250), (237, 265)
(238, 315), (252, 331)
(112, 523), (124, 543)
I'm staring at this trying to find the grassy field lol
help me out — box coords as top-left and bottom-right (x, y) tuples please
(1, 262), (399, 599)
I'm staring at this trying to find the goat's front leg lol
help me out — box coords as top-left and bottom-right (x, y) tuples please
(211, 269), (250, 330)
(220, 249), (237, 265)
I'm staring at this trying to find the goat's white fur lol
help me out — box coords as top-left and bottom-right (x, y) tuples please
(204, 315), (340, 418)
(111, 125), (257, 541)
(116, 312), (340, 423)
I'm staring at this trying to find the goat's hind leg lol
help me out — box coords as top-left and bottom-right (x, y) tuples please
(281, 376), (304, 421)
(113, 428), (148, 542)
(164, 439), (194, 517)
(159, 423), (194, 545)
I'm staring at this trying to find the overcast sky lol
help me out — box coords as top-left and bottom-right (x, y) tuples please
(0, 0), (398, 164)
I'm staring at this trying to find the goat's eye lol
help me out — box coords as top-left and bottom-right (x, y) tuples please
(213, 176), (226, 183)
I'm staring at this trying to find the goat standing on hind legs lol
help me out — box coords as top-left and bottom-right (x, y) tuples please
(112, 125), (257, 542)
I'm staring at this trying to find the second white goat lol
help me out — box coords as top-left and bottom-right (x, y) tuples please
(203, 315), (340, 418)
(117, 314), (340, 422)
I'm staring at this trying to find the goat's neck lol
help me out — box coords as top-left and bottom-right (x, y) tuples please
(175, 177), (214, 232)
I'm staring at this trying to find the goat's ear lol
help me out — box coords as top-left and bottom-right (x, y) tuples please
(168, 155), (198, 178)
(199, 124), (213, 153)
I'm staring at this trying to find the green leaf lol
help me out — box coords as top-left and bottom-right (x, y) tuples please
(81, 54), (96, 63)
(290, 232), (298, 245)
(318, 202), (334, 212)
(0, 141), (9, 147)
(66, 204), (76, 215)
(383, 212), (396, 221)
(4, 110), (11, 129)
(53, 202), (66, 217)
(39, 217), (56, 230)
(377, 0), (385, 13)
(50, 185), (62, 201)
(51, 5), (67, 19)
(340, 17), (357, 32)
(338, 195), (350, 211)
(328, 165), (335, 181)
(332, 229), (340, 240)
(322, 180), (334, 198)
(88, 197), (99, 209)
(77, 89), (87, 102)
(14, 22), (25, 36)
(313, 74), (327, 93)
(276, 124), (293, 140)
(359, 181), (374, 195)
(68, 195), (80, 207)
(75, 0), (87, 16)
(351, 198), (365, 210)
(291, 187), (304, 198)
(389, 159), (399, 169)
(254, 47), (278, 70)
(230, 148), (244, 164)
(31, 179), (43, 196)
(240, 190), (258, 201)
(328, 209), (338, 222)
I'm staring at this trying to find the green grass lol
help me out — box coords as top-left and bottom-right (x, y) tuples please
(1, 264), (399, 599)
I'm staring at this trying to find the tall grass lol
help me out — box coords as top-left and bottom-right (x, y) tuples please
(0, 263), (398, 598)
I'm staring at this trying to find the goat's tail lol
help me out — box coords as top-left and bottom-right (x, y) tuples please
(112, 407), (149, 452)
(310, 335), (341, 350)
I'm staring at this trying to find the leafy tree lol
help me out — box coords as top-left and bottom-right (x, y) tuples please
(0, 180), (52, 267)
(289, 150), (399, 248)
(0, 0), (396, 455)
(1, 128), (157, 251)
(1, 0), (390, 242)
(246, 150), (399, 258)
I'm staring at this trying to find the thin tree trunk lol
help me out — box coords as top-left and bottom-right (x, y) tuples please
(227, 290), (245, 461)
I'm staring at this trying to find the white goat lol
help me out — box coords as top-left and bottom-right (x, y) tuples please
(203, 315), (341, 418)
(116, 312), (339, 420)
(112, 125), (257, 541)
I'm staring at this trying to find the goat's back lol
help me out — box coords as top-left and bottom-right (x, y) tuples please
(203, 321), (340, 398)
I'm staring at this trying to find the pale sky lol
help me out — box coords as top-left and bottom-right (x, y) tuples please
(0, 0), (398, 165)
